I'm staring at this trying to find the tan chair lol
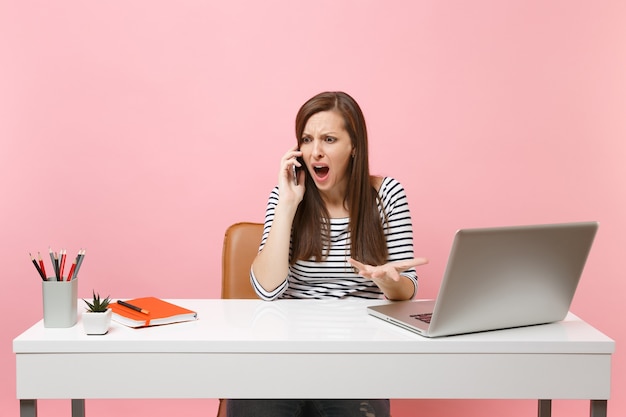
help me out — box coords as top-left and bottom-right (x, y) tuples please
(221, 221), (264, 299)
(217, 222), (264, 416)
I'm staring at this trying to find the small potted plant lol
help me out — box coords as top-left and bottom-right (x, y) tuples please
(81, 291), (112, 335)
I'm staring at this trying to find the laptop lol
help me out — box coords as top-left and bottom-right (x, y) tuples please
(367, 221), (598, 337)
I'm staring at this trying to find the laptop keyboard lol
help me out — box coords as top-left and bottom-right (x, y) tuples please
(410, 313), (432, 324)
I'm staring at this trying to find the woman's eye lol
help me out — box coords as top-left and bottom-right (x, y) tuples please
(325, 136), (336, 143)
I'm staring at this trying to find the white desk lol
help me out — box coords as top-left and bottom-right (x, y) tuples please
(14, 299), (614, 417)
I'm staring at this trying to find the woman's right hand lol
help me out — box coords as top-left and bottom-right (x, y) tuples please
(252, 146), (305, 294)
(278, 145), (305, 206)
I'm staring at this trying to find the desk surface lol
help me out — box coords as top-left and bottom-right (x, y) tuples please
(14, 299), (615, 401)
(14, 298), (613, 354)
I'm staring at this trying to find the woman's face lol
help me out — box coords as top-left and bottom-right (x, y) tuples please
(300, 110), (354, 196)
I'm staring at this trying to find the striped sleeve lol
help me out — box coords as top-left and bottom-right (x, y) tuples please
(378, 177), (418, 297)
(249, 187), (288, 300)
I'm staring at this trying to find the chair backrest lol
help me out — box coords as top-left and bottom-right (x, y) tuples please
(221, 222), (264, 299)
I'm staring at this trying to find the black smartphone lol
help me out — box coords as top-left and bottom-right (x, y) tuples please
(292, 156), (303, 185)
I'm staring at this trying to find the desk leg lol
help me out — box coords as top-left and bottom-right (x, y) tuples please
(20, 399), (37, 417)
(590, 400), (607, 417)
(71, 399), (85, 417)
(538, 399), (551, 417)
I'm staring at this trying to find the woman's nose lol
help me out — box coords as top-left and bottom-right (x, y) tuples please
(312, 140), (324, 158)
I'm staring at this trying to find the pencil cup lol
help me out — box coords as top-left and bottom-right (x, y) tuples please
(42, 279), (78, 328)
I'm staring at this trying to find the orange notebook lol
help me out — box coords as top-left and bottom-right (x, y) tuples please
(109, 297), (198, 328)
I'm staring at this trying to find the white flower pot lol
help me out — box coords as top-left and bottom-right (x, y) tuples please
(82, 309), (112, 335)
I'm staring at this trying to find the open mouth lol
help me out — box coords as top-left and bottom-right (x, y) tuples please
(313, 165), (330, 179)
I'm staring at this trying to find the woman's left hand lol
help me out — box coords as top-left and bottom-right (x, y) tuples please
(348, 258), (429, 283)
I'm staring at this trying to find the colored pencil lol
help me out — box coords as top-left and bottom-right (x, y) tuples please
(38, 252), (47, 279)
(29, 253), (46, 280)
(49, 248), (57, 280)
(53, 251), (60, 281)
(59, 249), (66, 280)
(74, 249), (86, 278)
(66, 260), (76, 281)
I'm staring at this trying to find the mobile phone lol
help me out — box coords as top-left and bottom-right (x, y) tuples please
(292, 164), (298, 185)
(292, 156), (303, 185)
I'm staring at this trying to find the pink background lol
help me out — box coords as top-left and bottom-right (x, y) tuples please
(1, 1), (624, 416)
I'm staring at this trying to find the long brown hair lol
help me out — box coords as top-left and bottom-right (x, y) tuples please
(290, 91), (388, 265)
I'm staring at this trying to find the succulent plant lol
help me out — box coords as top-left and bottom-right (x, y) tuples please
(83, 290), (111, 312)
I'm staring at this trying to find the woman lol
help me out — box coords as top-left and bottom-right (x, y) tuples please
(228, 91), (427, 417)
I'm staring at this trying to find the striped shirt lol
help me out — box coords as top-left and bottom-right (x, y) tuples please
(251, 177), (418, 300)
